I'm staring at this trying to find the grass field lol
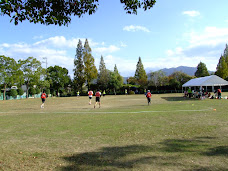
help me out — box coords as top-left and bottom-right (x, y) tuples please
(0, 93), (228, 171)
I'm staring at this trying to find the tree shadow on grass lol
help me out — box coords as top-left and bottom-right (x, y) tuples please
(59, 137), (227, 170)
(202, 146), (228, 156)
(161, 96), (198, 101)
(60, 145), (158, 170)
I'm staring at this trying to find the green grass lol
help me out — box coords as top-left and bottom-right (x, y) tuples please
(0, 93), (228, 170)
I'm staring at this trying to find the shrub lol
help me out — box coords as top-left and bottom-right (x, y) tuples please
(17, 88), (24, 96)
(9, 89), (18, 98)
(36, 87), (41, 94)
(29, 87), (36, 95)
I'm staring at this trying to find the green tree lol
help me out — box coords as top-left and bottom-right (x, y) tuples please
(18, 57), (43, 98)
(127, 76), (137, 85)
(97, 55), (109, 90)
(108, 64), (123, 95)
(17, 87), (24, 98)
(169, 71), (193, 90)
(9, 89), (17, 98)
(83, 39), (98, 90)
(223, 44), (228, 61)
(215, 55), (228, 79)
(28, 87), (36, 96)
(74, 39), (85, 92)
(134, 57), (147, 87)
(194, 62), (210, 78)
(47, 65), (71, 96)
(0, 55), (21, 100)
(149, 70), (165, 90)
(0, 0), (156, 26)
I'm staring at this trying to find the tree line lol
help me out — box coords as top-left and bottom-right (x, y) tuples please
(1, 41), (228, 100)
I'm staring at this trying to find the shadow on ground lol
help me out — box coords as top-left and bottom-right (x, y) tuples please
(59, 137), (228, 170)
(161, 96), (199, 101)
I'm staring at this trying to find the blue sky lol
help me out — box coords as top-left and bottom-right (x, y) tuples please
(1, 0), (228, 78)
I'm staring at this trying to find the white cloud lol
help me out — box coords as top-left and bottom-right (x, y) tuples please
(123, 25), (150, 32)
(94, 45), (120, 54)
(120, 42), (127, 47)
(164, 26), (228, 71)
(182, 11), (200, 17)
(0, 36), (125, 77)
(95, 55), (136, 77)
(187, 27), (228, 47)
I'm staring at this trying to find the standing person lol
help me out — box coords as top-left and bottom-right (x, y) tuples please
(88, 90), (93, 105)
(40, 91), (46, 108)
(187, 87), (192, 98)
(94, 90), (101, 108)
(103, 90), (106, 97)
(77, 91), (80, 97)
(217, 88), (222, 99)
(125, 89), (128, 95)
(144, 89), (147, 95)
(146, 90), (152, 105)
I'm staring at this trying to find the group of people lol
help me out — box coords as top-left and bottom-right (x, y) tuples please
(40, 89), (153, 109)
(184, 87), (222, 100)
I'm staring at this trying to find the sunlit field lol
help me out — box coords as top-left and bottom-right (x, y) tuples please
(0, 93), (228, 170)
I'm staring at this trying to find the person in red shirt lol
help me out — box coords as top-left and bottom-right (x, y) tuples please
(41, 91), (47, 108)
(217, 89), (222, 99)
(146, 90), (152, 105)
(94, 90), (101, 108)
(88, 90), (93, 105)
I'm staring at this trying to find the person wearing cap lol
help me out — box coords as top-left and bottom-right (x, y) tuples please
(146, 90), (152, 105)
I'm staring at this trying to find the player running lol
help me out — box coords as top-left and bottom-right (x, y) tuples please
(146, 90), (152, 105)
(88, 90), (93, 105)
(40, 91), (47, 108)
(94, 90), (101, 108)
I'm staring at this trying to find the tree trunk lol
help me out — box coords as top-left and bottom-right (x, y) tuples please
(3, 84), (6, 100)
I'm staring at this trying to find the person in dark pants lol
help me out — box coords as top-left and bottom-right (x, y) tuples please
(146, 90), (152, 105)
(94, 90), (101, 108)
(41, 91), (46, 108)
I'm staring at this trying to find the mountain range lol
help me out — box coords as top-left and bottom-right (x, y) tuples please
(146, 66), (214, 76)
(123, 66), (214, 84)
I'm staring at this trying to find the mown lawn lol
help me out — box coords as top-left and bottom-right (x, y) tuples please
(0, 93), (228, 170)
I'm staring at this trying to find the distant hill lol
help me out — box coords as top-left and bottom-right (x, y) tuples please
(123, 66), (214, 83)
(161, 66), (197, 76)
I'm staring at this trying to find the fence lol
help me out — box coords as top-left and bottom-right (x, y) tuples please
(0, 93), (45, 100)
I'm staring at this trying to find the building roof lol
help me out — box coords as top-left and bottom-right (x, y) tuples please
(182, 75), (228, 87)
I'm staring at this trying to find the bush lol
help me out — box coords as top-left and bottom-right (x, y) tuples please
(36, 87), (41, 94)
(29, 87), (36, 95)
(9, 89), (18, 98)
(17, 88), (24, 96)
(45, 89), (50, 95)
(129, 90), (135, 95)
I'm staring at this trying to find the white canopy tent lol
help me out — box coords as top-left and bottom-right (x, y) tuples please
(182, 75), (228, 92)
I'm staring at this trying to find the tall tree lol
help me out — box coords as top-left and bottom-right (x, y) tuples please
(215, 55), (228, 79)
(97, 55), (109, 90)
(83, 39), (98, 90)
(169, 71), (193, 90)
(0, 55), (21, 100)
(134, 57), (147, 87)
(73, 39), (85, 92)
(0, 0), (156, 26)
(47, 65), (71, 96)
(108, 64), (123, 95)
(149, 70), (165, 89)
(194, 62), (210, 78)
(223, 44), (228, 61)
(18, 57), (43, 98)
